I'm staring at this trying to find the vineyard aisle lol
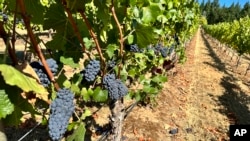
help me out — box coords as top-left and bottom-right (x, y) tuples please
(122, 28), (250, 141)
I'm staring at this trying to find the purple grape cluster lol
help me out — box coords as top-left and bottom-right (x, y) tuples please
(103, 74), (128, 100)
(30, 61), (50, 87)
(82, 60), (100, 82)
(30, 58), (58, 87)
(149, 43), (171, 58)
(46, 58), (58, 75)
(126, 44), (144, 53)
(48, 88), (75, 141)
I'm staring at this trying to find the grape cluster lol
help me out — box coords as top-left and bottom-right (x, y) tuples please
(103, 74), (128, 100)
(30, 61), (51, 87)
(46, 58), (58, 75)
(150, 43), (171, 58)
(81, 60), (100, 82)
(125, 44), (144, 53)
(160, 48), (169, 58)
(48, 88), (75, 141)
(30, 58), (58, 87)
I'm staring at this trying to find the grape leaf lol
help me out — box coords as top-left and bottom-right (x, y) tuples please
(0, 90), (14, 119)
(81, 88), (90, 101)
(46, 33), (67, 51)
(143, 85), (158, 94)
(43, 3), (72, 34)
(70, 84), (80, 94)
(24, 0), (45, 24)
(66, 0), (91, 12)
(0, 64), (47, 94)
(60, 56), (80, 68)
(142, 3), (161, 24)
(7, 0), (45, 24)
(151, 75), (167, 83)
(2, 105), (22, 126)
(135, 24), (155, 48)
(1, 87), (37, 126)
(92, 87), (108, 102)
(105, 44), (118, 59)
(81, 109), (92, 120)
(67, 123), (86, 141)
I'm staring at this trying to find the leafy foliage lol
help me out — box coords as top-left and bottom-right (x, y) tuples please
(203, 16), (250, 55)
(0, 0), (200, 140)
(0, 90), (14, 119)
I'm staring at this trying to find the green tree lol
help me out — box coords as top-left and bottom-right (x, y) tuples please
(240, 2), (250, 17)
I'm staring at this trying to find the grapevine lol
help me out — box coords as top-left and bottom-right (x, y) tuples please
(0, 0), (200, 140)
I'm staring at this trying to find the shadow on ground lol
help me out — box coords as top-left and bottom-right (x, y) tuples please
(200, 31), (250, 125)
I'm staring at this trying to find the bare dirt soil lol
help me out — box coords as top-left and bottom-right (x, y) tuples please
(3, 28), (250, 141)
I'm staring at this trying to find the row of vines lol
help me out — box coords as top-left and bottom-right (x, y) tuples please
(0, 0), (200, 140)
(203, 16), (250, 55)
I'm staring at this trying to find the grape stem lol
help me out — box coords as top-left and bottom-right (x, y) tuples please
(61, 0), (92, 59)
(78, 10), (106, 75)
(11, 2), (18, 52)
(17, 0), (60, 91)
(110, 0), (124, 78)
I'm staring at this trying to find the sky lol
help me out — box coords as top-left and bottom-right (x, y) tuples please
(198, 0), (250, 7)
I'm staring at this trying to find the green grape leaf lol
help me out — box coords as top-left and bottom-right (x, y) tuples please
(0, 64), (47, 94)
(70, 84), (80, 94)
(67, 123), (86, 141)
(66, 0), (91, 11)
(92, 87), (108, 102)
(24, 0), (45, 24)
(106, 44), (118, 59)
(44, 3), (72, 34)
(143, 85), (158, 94)
(128, 69), (136, 78)
(81, 109), (92, 120)
(87, 88), (94, 97)
(63, 80), (71, 89)
(81, 88), (90, 101)
(67, 122), (79, 131)
(151, 75), (167, 83)
(2, 88), (37, 126)
(7, 0), (45, 24)
(142, 4), (161, 24)
(0, 90), (14, 119)
(135, 92), (142, 101)
(83, 37), (94, 49)
(168, 1), (173, 9)
(60, 56), (80, 68)
(127, 34), (134, 44)
(46, 33), (67, 51)
(2, 106), (22, 126)
(135, 24), (155, 48)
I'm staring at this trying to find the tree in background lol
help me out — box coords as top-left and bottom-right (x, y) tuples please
(240, 2), (250, 17)
(200, 0), (250, 24)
